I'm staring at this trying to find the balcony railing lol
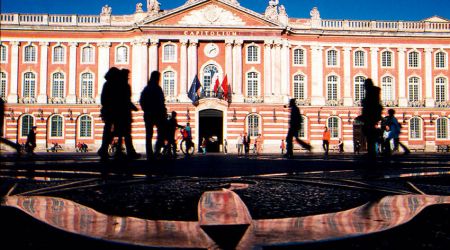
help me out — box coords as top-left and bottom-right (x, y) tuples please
(325, 99), (343, 106)
(48, 97), (66, 104)
(244, 96), (264, 103)
(408, 100), (425, 107)
(295, 98), (311, 106)
(435, 101), (450, 108)
(19, 97), (36, 104)
(381, 100), (398, 107)
(77, 97), (96, 104)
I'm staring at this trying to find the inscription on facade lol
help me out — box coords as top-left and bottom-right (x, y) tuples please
(183, 30), (239, 36)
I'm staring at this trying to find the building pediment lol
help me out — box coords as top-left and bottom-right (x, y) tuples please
(422, 16), (449, 22)
(138, 0), (282, 28)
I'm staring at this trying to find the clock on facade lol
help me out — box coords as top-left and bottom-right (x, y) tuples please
(204, 43), (219, 58)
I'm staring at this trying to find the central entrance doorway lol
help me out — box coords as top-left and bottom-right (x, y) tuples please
(199, 109), (223, 153)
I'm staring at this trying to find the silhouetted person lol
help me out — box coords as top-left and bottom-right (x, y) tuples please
(140, 71), (167, 160)
(243, 132), (250, 156)
(0, 98), (21, 154)
(285, 98), (311, 158)
(322, 126), (330, 158)
(114, 69), (139, 159)
(385, 109), (410, 155)
(167, 111), (183, 157)
(26, 126), (37, 155)
(98, 67), (121, 160)
(338, 139), (344, 153)
(354, 140), (361, 154)
(360, 79), (382, 159)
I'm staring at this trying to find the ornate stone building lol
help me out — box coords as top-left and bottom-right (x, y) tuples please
(1, 0), (449, 153)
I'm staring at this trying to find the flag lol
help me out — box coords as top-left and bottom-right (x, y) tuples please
(221, 74), (229, 100)
(188, 75), (201, 105)
(213, 75), (220, 94)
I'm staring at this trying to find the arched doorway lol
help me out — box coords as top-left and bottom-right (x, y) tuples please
(199, 109), (223, 153)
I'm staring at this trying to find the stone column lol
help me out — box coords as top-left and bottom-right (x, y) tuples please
(179, 38), (189, 101)
(280, 39), (290, 102)
(273, 40), (282, 96)
(131, 39), (148, 102)
(148, 38), (159, 75)
(188, 39), (198, 85)
(263, 40), (272, 99)
(7, 41), (19, 103)
(311, 45), (325, 106)
(67, 42), (78, 104)
(343, 47), (352, 106)
(424, 48), (434, 107)
(225, 39), (234, 83)
(37, 42), (49, 103)
(96, 42), (110, 103)
(370, 47), (379, 85)
(233, 39), (243, 101)
(397, 47), (407, 107)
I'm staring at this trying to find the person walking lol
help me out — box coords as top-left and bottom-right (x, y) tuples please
(140, 71), (167, 160)
(360, 78), (383, 159)
(285, 98), (312, 158)
(385, 109), (410, 155)
(223, 138), (228, 154)
(167, 111), (183, 158)
(201, 137), (207, 155)
(256, 134), (263, 155)
(322, 126), (330, 158)
(236, 134), (243, 156)
(25, 126), (37, 155)
(280, 139), (286, 155)
(243, 132), (250, 156)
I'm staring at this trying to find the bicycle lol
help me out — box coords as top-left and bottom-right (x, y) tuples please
(179, 128), (195, 156)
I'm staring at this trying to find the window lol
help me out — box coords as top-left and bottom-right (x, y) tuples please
(354, 50), (365, 67)
(21, 115), (34, 137)
(327, 49), (338, 67)
(409, 117), (422, 139)
(116, 45), (128, 64)
(293, 48), (305, 65)
(162, 71), (175, 98)
(79, 115), (92, 138)
(381, 76), (394, 102)
(81, 72), (93, 99)
(247, 72), (259, 97)
(408, 51), (419, 68)
(354, 76), (366, 102)
(247, 114), (259, 137)
(0, 44), (7, 62)
(51, 73), (65, 99)
(435, 51), (446, 69)
(408, 77), (420, 102)
(436, 118), (448, 139)
(202, 64), (219, 97)
(435, 77), (447, 103)
(24, 45), (36, 63)
(298, 116), (307, 139)
(381, 51), (392, 67)
(327, 117), (339, 139)
(23, 72), (36, 98)
(81, 46), (94, 64)
(326, 75), (338, 101)
(247, 45), (259, 63)
(50, 115), (63, 137)
(52, 45), (65, 63)
(293, 74), (305, 100)
(163, 44), (176, 62)
(0, 71), (6, 99)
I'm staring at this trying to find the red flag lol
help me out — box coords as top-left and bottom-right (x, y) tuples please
(221, 75), (228, 100)
(213, 75), (220, 93)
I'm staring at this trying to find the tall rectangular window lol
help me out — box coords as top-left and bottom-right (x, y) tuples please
(293, 74), (305, 100)
(247, 72), (259, 97)
(293, 48), (305, 65)
(327, 50), (337, 66)
(408, 77), (420, 102)
(327, 75), (338, 101)
(0, 45), (7, 62)
(81, 46), (94, 64)
(381, 51), (392, 67)
(24, 45), (36, 63)
(53, 46), (65, 63)
(163, 44), (176, 62)
(435, 52), (446, 68)
(247, 45), (259, 63)
(408, 51), (419, 68)
(354, 50), (365, 67)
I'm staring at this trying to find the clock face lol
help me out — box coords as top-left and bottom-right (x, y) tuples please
(204, 43), (219, 58)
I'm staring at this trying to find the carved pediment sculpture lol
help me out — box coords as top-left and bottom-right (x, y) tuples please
(178, 4), (245, 26)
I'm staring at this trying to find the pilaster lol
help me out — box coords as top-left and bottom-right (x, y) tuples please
(397, 47), (407, 107)
(37, 42), (49, 103)
(424, 48), (434, 107)
(67, 42), (78, 104)
(232, 39), (243, 102)
(96, 42), (111, 103)
(311, 45), (325, 106)
(343, 47), (352, 106)
(179, 38), (189, 102)
(7, 41), (19, 103)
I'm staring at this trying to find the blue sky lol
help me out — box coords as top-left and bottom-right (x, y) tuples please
(1, 0), (449, 21)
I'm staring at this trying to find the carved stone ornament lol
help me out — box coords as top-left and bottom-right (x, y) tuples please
(178, 4), (245, 25)
(310, 7), (320, 20)
(101, 5), (112, 15)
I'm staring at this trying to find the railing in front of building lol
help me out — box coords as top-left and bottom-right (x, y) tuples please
(325, 99), (343, 106)
(77, 97), (96, 104)
(381, 100), (398, 107)
(295, 98), (311, 106)
(243, 96), (264, 103)
(48, 97), (66, 104)
(19, 97), (36, 104)
(408, 100), (426, 107)
(1, 13), (449, 32)
(435, 101), (450, 108)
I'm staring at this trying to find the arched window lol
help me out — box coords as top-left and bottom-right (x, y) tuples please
(24, 45), (36, 63)
(163, 44), (176, 62)
(326, 75), (338, 101)
(354, 76), (366, 102)
(247, 114), (259, 137)
(0, 71), (6, 99)
(435, 77), (448, 103)
(50, 115), (63, 137)
(23, 72), (36, 98)
(81, 46), (94, 64)
(293, 74), (305, 100)
(51, 73), (65, 99)
(409, 117), (422, 139)
(293, 48), (305, 65)
(408, 77), (420, 102)
(436, 118), (448, 139)
(21, 115), (34, 137)
(52, 45), (65, 63)
(247, 45), (259, 63)
(162, 71), (175, 98)
(381, 51), (392, 67)
(326, 49), (337, 67)
(115, 45), (128, 64)
(354, 50), (365, 67)
(381, 76), (394, 102)
(81, 72), (94, 99)
(435, 51), (446, 69)
(79, 115), (92, 138)
(408, 51), (419, 68)
(247, 72), (259, 97)
(202, 64), (219, 97)
(0, 44), (7, 62)
(327, 117), (340, 139)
